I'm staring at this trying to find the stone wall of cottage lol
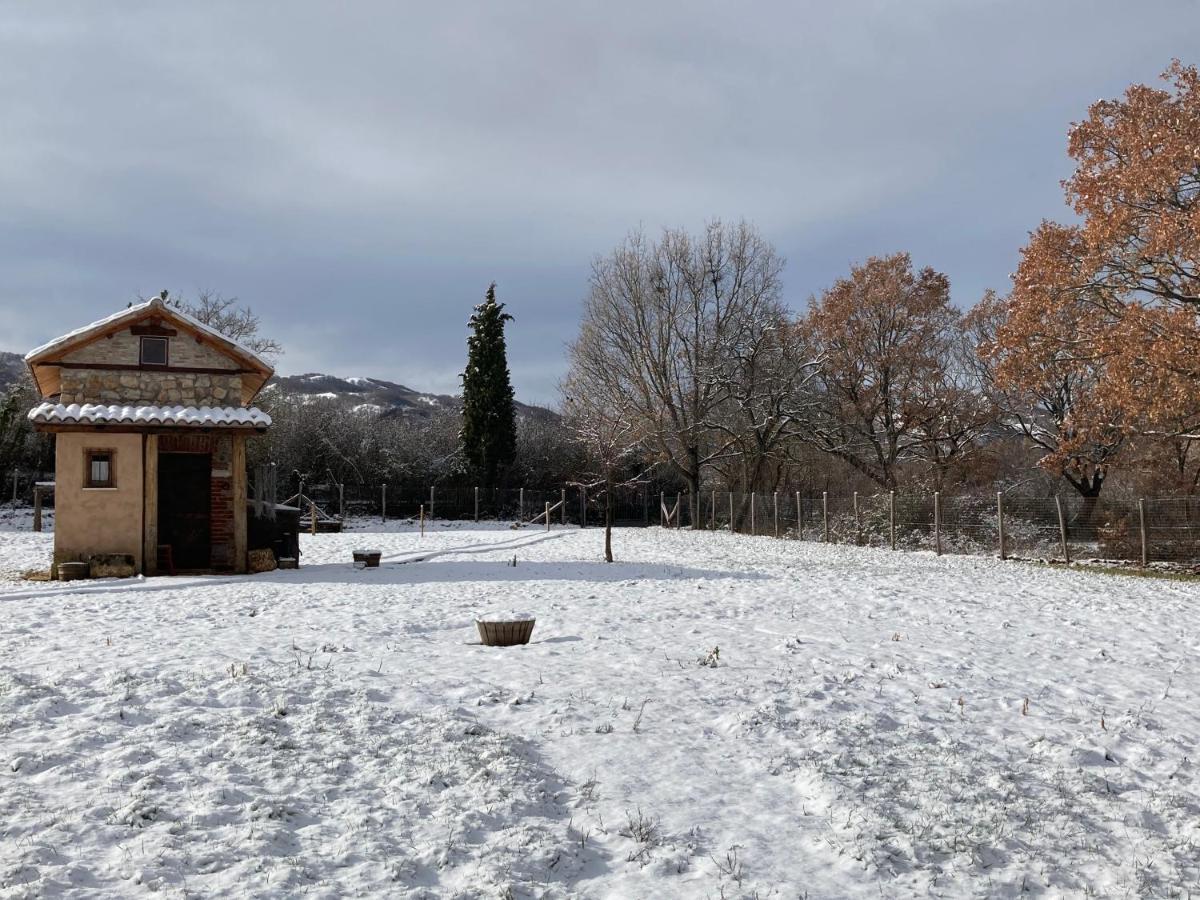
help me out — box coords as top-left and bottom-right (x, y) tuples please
(59, 369), (243, 406)
(56, 326), (245, 406)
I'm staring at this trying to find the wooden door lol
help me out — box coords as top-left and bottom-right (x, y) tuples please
(158, 453), (211, 570)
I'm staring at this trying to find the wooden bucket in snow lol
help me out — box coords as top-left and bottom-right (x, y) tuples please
(476, 618), (536, 646)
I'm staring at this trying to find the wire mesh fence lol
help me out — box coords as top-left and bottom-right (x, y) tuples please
(12, 464), (1200, 568)
(275, 479), (1200, 565)
(684, 490), (1200, 566)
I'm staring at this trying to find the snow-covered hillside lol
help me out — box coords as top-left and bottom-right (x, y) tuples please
(1, 524), (1197, 897)
(266, 372), (555, 421)
(0, 350), (26, 391)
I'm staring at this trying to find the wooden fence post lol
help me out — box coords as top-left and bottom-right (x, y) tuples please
(545, 501), (551, 532)
(1138, 498), (1148, 567)
(1055, 496), (1070, 565)
(997, 492), (1006, 560)
(822, 491), (829, 543)
(381, 483), (387, 523)
(309, 501), (318, 536)
(419, 503), (425, 537)
(889, 490), (896, 550)
(674, 493), (681, 528)
(934, 491), (942, 556)
(853, 491), (861, 546)
(32, 486), (42, 533)
(474, 486), (480, 522)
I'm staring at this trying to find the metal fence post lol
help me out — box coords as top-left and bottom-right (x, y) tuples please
(711, 489), (717, 530)
(545, 501), (551, 532)
(997, 492), (1006, 560)
(338, 483), (344, 520)
(381, 483), (387, 523)
(32, 486), (42, 532)
(934, 491), (942, 556)
(822, 492), (829, 543)
(675, 492), (681, 528)
(1055, 496), (1070, 565)
(750, 493), (756, 536)
(519, 487), (525, 522)
(728, 492), (734, 533)
(773, 491), (780, 538)
(1138, 498), (1148, 567)
(796, 491), (803, 540)
(581, 486), (587, 528)
(889, 490), (896, 550)
(474, 486), (480, 522)
(562, 488), (568, 526)
(429, 486), (436, 521)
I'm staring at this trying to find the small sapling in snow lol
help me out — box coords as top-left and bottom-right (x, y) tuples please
(698, 646), (721, 668)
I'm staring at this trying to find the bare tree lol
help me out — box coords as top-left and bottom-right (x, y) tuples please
(569, 221), (786, 526)
(561, 377), (641, 562)
(708, 319), (821, 524)
(167, 290), (283, 359)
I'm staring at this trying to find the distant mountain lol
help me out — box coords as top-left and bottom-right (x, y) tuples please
(266, 372), (556, 420)
(0, 354), (554, 420)
(0, 351), (26, 393)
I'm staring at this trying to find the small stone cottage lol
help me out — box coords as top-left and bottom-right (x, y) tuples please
(25, 293), (275, 576)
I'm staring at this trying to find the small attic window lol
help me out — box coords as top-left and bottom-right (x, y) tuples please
(140, 336), (168, 366)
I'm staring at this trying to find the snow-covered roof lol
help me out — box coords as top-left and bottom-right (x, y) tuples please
(28, 403), (272, 429)
(24, 295), (273, 372)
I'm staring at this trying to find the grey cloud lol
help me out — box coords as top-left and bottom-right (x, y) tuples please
(0, 0), (1195, 403)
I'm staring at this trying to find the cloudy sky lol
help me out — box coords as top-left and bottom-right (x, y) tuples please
(1, 1), (1195, 404)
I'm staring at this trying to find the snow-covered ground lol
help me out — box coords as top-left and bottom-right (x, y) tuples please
(1, 522), (1198, 897)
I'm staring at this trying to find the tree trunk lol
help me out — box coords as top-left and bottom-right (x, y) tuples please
(1064, 467), (1105, 533)
(604, 478), (613, 563)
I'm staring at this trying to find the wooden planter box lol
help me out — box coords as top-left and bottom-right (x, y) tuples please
(353, 549), (382, 568)
(476, 618), (536, 646)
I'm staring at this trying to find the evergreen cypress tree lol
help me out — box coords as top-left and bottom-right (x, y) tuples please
(460, 283), (517, 488)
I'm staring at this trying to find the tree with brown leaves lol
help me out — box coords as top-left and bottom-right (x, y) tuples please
(1003, 62), (1200, 448)
(800, 253), (984, 490)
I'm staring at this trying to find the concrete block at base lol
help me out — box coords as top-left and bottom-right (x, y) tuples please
(248, 549), (277, 573)
(277, 557), (298, 569)
(89, 554), (136, 579)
